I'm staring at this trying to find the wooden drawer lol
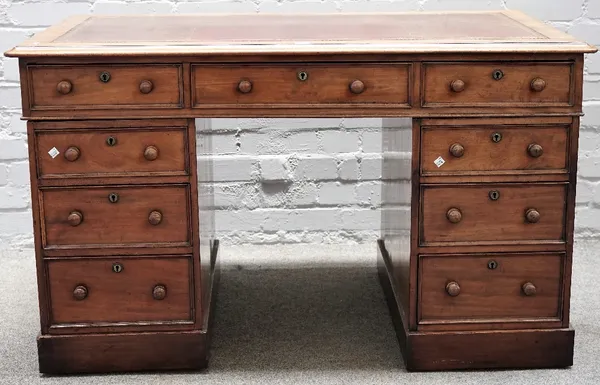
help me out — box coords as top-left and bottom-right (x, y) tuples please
(420, 183), (566, 246)
(421, 62), (573, 108)
(41, 185), (190, 249)
(29, 64), (183, 110)
(36, 127), (188, 179)
(192, 63), (410, 107)
(420, 124), (568, 175)
(418, 253), (564, 329)
(47, 256), (192, 327)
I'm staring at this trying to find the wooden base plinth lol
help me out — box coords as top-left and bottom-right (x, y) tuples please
(377, 240), (575, 371)
(38, 330), (208, 374)
(38, 241), (220, 375)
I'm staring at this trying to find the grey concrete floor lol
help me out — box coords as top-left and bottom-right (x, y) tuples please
(1, 242), (599, 385)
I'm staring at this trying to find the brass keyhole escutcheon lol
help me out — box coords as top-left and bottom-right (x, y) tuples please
(297, 71), (309, 81)
(492, 69), (504, 80)
(489, 190), (500, 201)
(491, 132), (503, 143)
(108, 193), (119, 203)
(487, 260), (498, 270)
(112, 262), (123, 273)
(99, 71), (111, 83)
(106, 136), (117, 146)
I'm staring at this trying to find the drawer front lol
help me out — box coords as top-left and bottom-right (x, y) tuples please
(422, 62), (573, 107)
(193, 63), (410, 107)
(41, 186), (190, 248)
(420, 184), (566, 245)
(36, 128), (188, 178)
(29, 64), (183, 109)
(421, 125), (568, 175)
(418, 254), (563, 326)
(48, 256), (192, 326)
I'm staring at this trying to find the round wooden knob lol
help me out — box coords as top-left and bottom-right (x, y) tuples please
(530, 78), (546, 92)
(450, 79), (465, 93)
(446, 281), (461, 297)
(67, 211), (83, 226)
(139, 80), (154, 94)
(148, 210), (162, 225)
(527, 143), (543, 158)
(56, 80), (72, 95)
(64, 146), (80, 162)
(525, 208), (540, 223)
(238, 80), (253, 94)
(73, 285), (88, 300)
(446, 208), (462, 224)
(152, 285), (167, 300)
(143, 145), (159, 161)
(449, 143), (465, 158)
(349, 79), (365, 94)
(522, 282), (537, 296)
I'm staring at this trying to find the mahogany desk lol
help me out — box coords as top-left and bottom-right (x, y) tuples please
(4, 11), (597, 373)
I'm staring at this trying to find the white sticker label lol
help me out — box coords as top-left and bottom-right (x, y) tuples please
(434, 156), (445, 168)
(48, 147), (60, 159)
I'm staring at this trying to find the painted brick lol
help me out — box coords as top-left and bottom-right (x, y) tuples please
(355, 181), (382, 206)
(212, 183), (260, 209)
(569, 22), (600, 46)
(9, 2), (91, 27)
(361, 131), (382, 153)
(93, 1), (174, 14)
(505, 0), (584, 21)
(0, 138), (28, 160)
(0, 87), (22, 109)
(320, 130), (359, 153)
(287, 182), (318, 206)
(360, 155), (382, 180)
(339, 156), (359, 180)
(576, 180), (596, 204)
(575, 207), (600, 230)
(176, 1), (257, 13)
(0, 29), (32, 57)
(0, 212), (33, 236)
(319, 182), (356, 205)
(0, 186), (30, 209)
(199, 155), (257, 182)
(294, 155), (338, 180)
(7, 162), (30, 187)
(341, 0), (420, 12)
(259, 0), (338, 13)
(2, 58), (20, 82)
(587, 0), (600, 18)
(338, 208), (381, 230)
(578, 156), (600, 178)
(0, 165), (8, 185)
(259, 156), (291, 182)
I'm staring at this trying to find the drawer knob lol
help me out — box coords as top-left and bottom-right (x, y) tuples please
(73, 285), (88, 301)
(522, 282), (537, 296)
(450, 79), (465, 93)
(139, 80), (154, 94)
(449, 143), (465, 158)
(237, 80), (253, 94)
(143, 145), (159, 161)
(446, 281), (461, 297)
(67, 210), (83, 226)
(525, 208), (540, 223)
(152, 284), (167, 300)
(446, 208), (462, 224)
(349, 79), (365, 94)
(64, 146), (81, 162)
(527, 143), (544, 158)
(530, 78), (546, 92)
(56, 80), (73, 95)
(148, 210), (163, 225)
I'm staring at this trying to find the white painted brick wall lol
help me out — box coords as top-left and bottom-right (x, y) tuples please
(1, 0), (600, 249)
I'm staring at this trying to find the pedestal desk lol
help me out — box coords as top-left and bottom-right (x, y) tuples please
(5, 11), (597, 374)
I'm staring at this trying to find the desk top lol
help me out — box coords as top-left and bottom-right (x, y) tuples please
(5, 11), (597, 57)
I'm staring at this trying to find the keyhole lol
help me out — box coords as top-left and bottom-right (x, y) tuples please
(297, 71), (308, 81)
(487, 260), (498, 270)
(491, 132), (503, 143)
(99, 71), (111, 83)
(112, 262), (123, 273)
(106, 136), (117, 146)
(108, 193), (119, 203)
(492, 69), (504, 81)
(489, 190), (500, 201)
